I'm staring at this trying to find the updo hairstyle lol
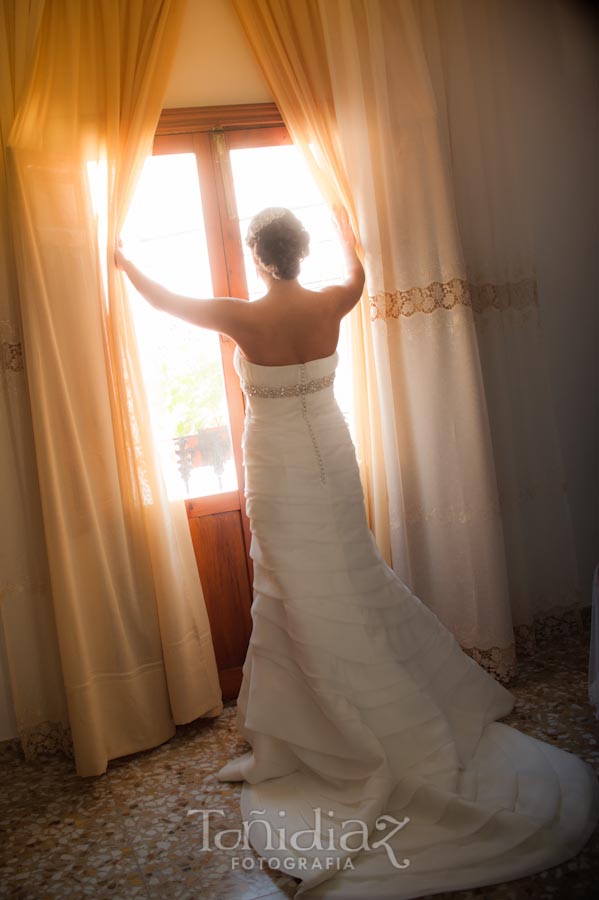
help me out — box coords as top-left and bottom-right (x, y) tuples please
(245, 207), (310, 280)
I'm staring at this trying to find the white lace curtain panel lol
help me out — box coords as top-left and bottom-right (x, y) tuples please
(360, 0), (584, 680)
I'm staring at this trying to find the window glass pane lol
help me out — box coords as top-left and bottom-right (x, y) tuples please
(229, 145), (355, 436)
(122, 153), (237, 499)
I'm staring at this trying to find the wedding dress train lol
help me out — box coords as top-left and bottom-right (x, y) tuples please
(216, 347), (599, 898)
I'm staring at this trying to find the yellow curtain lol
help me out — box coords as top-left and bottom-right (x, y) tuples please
(0, 0), (70, 759)
(233, 0), (583, 682)
(4, 0), (223, 776)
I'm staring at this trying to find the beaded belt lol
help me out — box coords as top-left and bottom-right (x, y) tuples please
(239, 370), (335, 399)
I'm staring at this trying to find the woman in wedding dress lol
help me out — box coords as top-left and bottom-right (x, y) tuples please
(116, 208), (599, 899)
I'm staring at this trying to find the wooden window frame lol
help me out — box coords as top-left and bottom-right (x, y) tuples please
(151, 102), (289, 581)
(155, 102), (284, 136)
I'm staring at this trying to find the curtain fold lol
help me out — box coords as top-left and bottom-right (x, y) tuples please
(4, 0), (223, 777)
(0, 0), (71, 759)
(233, 0), (583, 682)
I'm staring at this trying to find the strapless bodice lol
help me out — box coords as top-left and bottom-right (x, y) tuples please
(233, 345), (338, 399)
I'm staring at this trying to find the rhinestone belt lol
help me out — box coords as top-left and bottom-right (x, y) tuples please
(239, 370), (335, 399)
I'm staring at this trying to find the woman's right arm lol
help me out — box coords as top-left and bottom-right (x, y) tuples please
(115, 242), (251, 337)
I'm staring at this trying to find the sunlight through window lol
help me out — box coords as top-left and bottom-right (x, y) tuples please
(122, 154), (238, 500)
(118, 139), (356, 502)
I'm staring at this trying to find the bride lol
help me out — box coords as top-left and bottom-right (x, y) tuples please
(116, 208), (599, 898)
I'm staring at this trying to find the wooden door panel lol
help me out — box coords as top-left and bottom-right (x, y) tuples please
(149, 113), (288, 701)
(187, 509), (253, 699)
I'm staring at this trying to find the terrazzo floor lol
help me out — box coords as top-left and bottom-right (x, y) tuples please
(1, 616), (598, 900)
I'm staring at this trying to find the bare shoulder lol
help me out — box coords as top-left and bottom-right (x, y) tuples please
(214, 296), (257, 317)
(220, 295), (271, 336)
(318, 282), (364, 316)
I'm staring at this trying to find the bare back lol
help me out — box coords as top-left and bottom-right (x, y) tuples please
(233, 281), (344, 366)
(117, 205), (364, 367)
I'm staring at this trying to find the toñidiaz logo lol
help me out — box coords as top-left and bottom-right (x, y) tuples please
(186, 806), (411, 872)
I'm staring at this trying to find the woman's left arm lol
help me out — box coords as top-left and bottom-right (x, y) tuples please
(115, 243), (248, 335)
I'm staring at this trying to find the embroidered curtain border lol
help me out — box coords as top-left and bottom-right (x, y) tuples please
(370, 276), (538, 321)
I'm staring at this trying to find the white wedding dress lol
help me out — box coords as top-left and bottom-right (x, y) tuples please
(216, 347), (599, 898)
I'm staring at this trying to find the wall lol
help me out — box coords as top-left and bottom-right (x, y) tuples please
(514, 0), (598, 597)
(164, 0), (271, 107)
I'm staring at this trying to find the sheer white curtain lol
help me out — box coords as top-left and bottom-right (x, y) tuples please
(410, 0), (582, 671)
(234, 0), (583, 681)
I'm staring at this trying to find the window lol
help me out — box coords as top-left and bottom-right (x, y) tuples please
(121, 106), (354, 506)
(123, 153), (238, 500)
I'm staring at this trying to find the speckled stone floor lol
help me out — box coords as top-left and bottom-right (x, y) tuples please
(1, 613), (598, 900)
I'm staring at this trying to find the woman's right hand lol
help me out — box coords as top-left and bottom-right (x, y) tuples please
(114, 237), (129, 270)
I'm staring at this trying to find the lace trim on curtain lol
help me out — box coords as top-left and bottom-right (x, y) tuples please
(369, 277), (538, 321)
(462, 642), (518, 683)
(3, 278), (538, 364)
(0, 720), (74, 764)
(1, 342), (24, 372)
(1, 320), (25, 373)
(461, 602), (586, 684)
(20, 720), (74, 761)
(0, 580), (72, 765)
